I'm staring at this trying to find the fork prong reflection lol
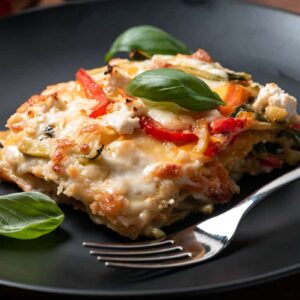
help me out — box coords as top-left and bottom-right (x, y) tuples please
(89, 246), (183, 256)
(98, 252), (191, 263)
(82, 239), (174, 249)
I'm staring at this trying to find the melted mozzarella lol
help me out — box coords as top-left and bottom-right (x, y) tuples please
(3, 51), (299, 239)
(102, 139), (157, 199)
(148, 108), (194, 130)
(202, 109), (223, 122)
(171, 55), (228, 79)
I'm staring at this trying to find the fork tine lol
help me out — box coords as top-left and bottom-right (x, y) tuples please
(97, 252), (191, 263)
(89, 246), (182, 256)
(82, 239), (174, 249)
(104, 260), (192, 269)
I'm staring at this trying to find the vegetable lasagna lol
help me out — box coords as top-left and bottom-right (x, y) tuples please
(0, 48), (299, 239)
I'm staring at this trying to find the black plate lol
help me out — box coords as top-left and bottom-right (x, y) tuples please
(1, 0), (300, 297)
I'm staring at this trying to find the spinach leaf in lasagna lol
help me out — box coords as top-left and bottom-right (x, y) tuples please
(105, 25), (191, 62)
(126, 68), (224, 111)
(0, 192), (64, 239)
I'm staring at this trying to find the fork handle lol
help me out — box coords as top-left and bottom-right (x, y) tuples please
(197, 167), (300, 238)
(237, 166), (300, 216)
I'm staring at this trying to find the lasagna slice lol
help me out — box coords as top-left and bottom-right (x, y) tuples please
(0, 50), (299, 239)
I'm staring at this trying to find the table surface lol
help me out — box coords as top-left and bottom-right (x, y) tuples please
(1, 0), (300, 299)
(1, 0), (300, 16)
(2, 269), (300, 300)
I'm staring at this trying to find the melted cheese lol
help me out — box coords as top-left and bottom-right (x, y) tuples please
(171, 55), (228, 79)
(100, 102), (141, 135)
(148, 108), (194, 130)
(0, 51), (299, 239)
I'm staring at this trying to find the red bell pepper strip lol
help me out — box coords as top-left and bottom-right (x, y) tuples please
(191, 49), (213, 63)
(290, 123), (300, 131)
(210, 117), (246, 135)
(204, 117), (246, 157)
(203, 141), (219, 157)
(260, 155), (283, 169)
(89, 102), (108, 118)
(76, 68), (109, 118)
(139, 116), (198, 145)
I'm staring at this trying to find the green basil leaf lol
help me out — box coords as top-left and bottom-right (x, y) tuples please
(105, 25), (191, 62)
(126, 68), (224, 111)
(0, 192), (64, 239)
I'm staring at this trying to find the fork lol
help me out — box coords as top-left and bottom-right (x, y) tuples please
(83, 167), (300, 269)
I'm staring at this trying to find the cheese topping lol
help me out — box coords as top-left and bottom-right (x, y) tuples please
(148, 108), (194, 130)
(100, 102), (141, 135)
(168, 55), (228, 79)
(253, 83), (297, 120)
(0, 50), (299, 240)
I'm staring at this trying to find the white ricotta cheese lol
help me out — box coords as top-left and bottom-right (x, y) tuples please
(100, 102), (141, 135)
(252, 83), (297, 120)
(104, 66), (132, 95)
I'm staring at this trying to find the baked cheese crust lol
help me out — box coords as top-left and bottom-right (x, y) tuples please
(0, 50), (299, 239)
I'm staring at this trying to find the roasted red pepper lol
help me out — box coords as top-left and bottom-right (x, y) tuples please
(76, 68), (109, 118)
(203, 117), (246, 157)
(210, 117), (246, 135)
(290, 123), (300, 131)
(191, 49), (213, 63)
(260, 155), (283, 169)
(203, 141), (219, 157)
(139, 116), (198, 145)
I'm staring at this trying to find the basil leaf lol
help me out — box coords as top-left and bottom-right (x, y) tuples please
(126, 68), (224, 111)
(0, 192), (64, 239)
(105, 25), (191, 62)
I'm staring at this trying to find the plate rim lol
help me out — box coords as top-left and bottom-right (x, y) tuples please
(2, 0), (300, 21)
(1, 262), (300, 296)
(1, 0), (300, 296)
